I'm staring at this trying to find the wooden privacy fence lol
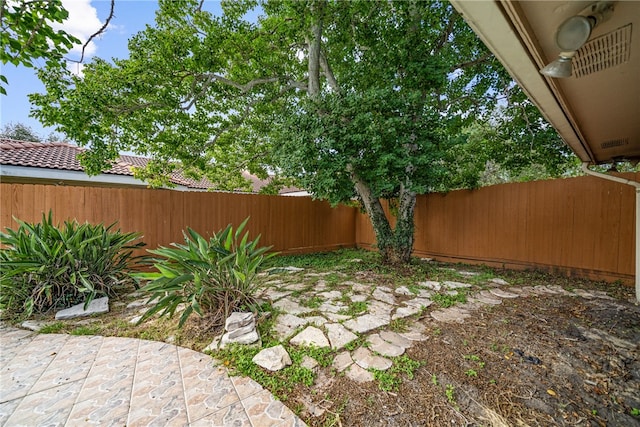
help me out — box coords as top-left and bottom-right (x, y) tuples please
(0, 184), (357, 256)
(1, 173), (637, 284)
(356, 173), (637, 283)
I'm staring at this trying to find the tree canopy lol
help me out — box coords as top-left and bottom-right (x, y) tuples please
(0, 122), (42, 142)
(0, 0), (81, 95)
(30, 0), (571, 263)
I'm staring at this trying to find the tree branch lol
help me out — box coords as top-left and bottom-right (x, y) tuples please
(202, 78), (308, 148)
(434, 11), (457, 52)
(69, 0), (115, 64)
(450, 52), (493, 72)
(320, 51), (339, 93)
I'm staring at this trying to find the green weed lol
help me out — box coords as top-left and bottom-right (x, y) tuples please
(39, 321), (67, 334)
(372, 355), (423, 392)
(431, 292), (467, 308)
(446, 384), (456, 403)
(389, 318), (409, 332)
(339, 301), (367, 316)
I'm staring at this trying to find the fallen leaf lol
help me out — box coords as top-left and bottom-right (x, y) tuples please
(547, 389), (557, 396)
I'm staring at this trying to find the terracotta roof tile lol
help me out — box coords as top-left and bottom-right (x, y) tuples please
(0, 138), (303, 194)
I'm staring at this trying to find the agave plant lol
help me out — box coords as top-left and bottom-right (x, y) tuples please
(0, 211), (144, 319)
(135, 218), (276, 327)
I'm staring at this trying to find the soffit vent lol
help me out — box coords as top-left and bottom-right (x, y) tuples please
(600, 137), (629, 149)
(573, 24), (632, 78)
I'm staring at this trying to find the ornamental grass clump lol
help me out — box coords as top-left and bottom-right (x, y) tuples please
(0, 211), (145, 320)
(135, 218), (276, 328)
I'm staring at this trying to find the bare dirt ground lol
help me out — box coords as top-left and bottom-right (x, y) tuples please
(290, 273), (640, 427)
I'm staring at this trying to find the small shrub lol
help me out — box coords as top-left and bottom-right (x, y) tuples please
(136, 218), (276, 327)
(0, 211), (144, 320)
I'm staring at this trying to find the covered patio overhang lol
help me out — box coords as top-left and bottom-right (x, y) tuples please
(449, 0), (640, 301)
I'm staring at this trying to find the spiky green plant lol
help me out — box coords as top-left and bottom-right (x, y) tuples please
(0, 211), (144, 319)
(135, 218), (276, 327)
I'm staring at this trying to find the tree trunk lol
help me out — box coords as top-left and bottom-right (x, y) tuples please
(307, 0), (324, 97)
(393, 180), (417, 263)
(350, 168), (417, 265)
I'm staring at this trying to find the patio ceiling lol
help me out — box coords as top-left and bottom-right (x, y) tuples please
(450, 0), (639, 166)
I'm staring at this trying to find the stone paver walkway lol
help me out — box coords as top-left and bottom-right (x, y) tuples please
(0, 324), (305, 427)
(250, 268), (616, 383)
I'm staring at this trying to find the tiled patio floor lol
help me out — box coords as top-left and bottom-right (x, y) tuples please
(0, 325), (305, 427)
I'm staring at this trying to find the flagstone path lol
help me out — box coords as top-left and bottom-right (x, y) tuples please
(0, 264), (616, 426)
(253, 268), (614, 384)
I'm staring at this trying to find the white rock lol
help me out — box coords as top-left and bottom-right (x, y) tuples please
(379, 330), (413, 349)
(55, 297), (109, 320)
(318, 290), (342, 300)
(403, 298), (433, 309)
(352, 347), (392, 371)
(352, 283), (373, 293)
(489, 278), (510, 286)
(345, 364), (374, 383)
(289, 326), (330, 348)
(273, 298), (314, 315)
(261, 289), (293, 301)
(301, 355), (319, 370)
(458, 271), (479, 277)
(21, 320), (46, 331)
(221, 330), (260, 346)
(372, 288), (395, 305)
(227, 321), (256, 339)
(318, 302), (346, 314)
(273, 313), (307, 340)
(489, 288), (519, 299)
(394, 286), (414, 296)
(126, 298), (152, 309)
(324, 312), (352, 322)
(350, 294), (368, 302)
(367, 300), (394, 316)
(252, 345), (292, 371)
(343, 314), (390, 333)
(392, 305), (421, 320)
(443, 281), (473, 290)
(399, 323), (429, 341)
(332, 351), (354, 372)
(417, 289), (433, 298)
(282, 282), (308, 291)
(476, 291), (503, 305)
(225, 312), (254, 330)
(303, 316), (327, 327)
(419, 280), (441, 291)
(367, 334), (405, 357)
(325, 323), (358, 350)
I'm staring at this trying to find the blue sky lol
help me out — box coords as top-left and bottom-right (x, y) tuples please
(0, 0), (228, 140)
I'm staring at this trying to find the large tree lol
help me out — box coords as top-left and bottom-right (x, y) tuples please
(31, 0), (557, 263)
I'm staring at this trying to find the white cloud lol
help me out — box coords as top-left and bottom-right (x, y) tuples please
(52, 0), (104, 59)
(67, 62), (86, 77)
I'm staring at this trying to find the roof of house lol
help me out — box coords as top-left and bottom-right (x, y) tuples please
(450, 1), (639, 165)
(0, 138), (303, 194)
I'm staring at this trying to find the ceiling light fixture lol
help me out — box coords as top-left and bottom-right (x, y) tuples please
(540, 1), (615, 78)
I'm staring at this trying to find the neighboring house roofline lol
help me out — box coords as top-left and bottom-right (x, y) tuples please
(0, 138), (308, 195)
